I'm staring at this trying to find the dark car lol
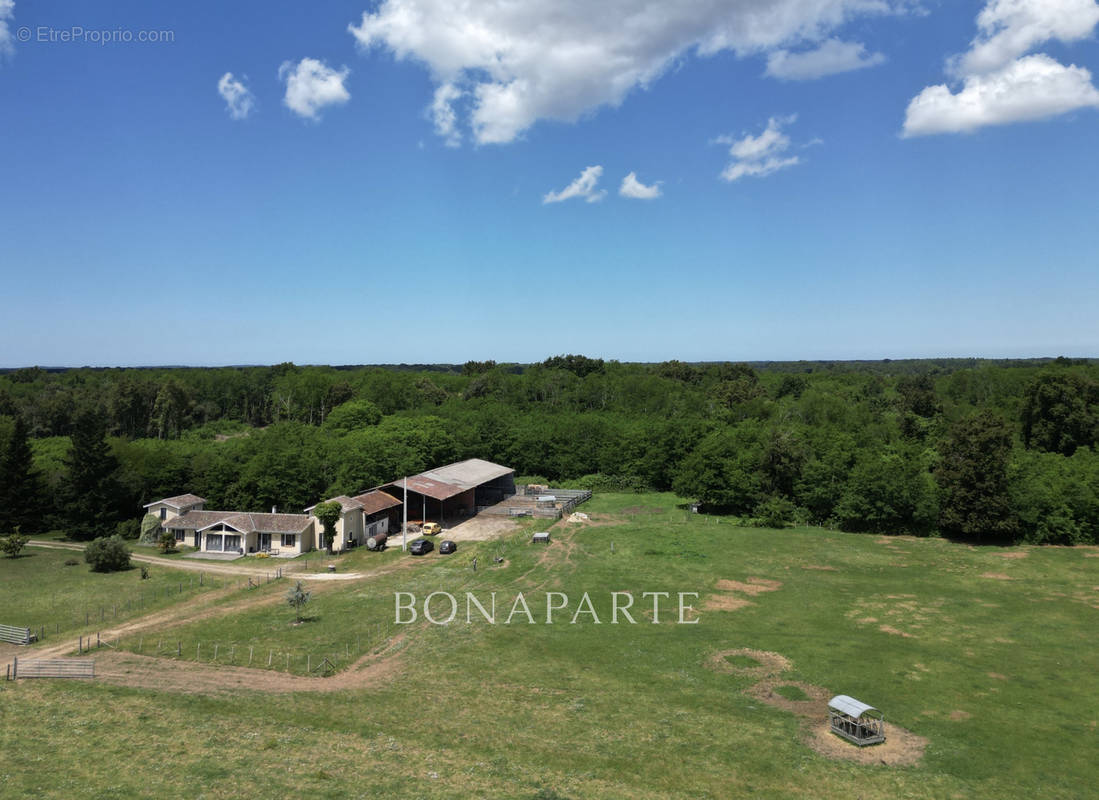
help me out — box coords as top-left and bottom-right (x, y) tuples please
(439, 540), (457, 555)
(409, 538), (434, 556)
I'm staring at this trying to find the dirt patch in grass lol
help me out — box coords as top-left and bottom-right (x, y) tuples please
(987, 672), (1008, 681)
(704, 595), (755, 612)
(706, 648), (791, 678)
(92, 633), (407, 695)
(980, 572), (1015, 581)
(879, 625), (916, 638)
(715, 578), (783, 596)
(996, 551), (1028, 559)
(802, 564), (838, 571)
(747, 680), (829, 714)
(949, 710), (972, 721)
(805, 721), (927, 767)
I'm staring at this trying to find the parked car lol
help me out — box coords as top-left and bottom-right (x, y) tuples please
(439, 540), (457, 555)
(409, 538), (434, 556)
(421, 522), (441, 536)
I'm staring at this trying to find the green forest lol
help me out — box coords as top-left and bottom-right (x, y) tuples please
(1, 356), (1097, 545)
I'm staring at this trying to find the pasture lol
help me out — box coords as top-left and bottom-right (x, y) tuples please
(1, 493), (1097, 799)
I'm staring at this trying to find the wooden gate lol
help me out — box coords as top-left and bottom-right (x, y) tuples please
(9, 657), (95, 679)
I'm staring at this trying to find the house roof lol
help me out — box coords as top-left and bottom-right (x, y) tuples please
(351, 490), (401, 516)
(144, 493), (206, 509)
(169, 510), (312, 535)
(304, 496), (362, 514)
(305, 491), (402, 516)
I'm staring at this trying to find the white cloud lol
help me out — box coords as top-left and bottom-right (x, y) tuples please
(430, 83), (463, 147)
(217, 73), (256, 120)
(903, 54), (1099, 136)
(543, 165), (606, 204)
(904, 0), (1099, 135)
(766, 38), (885, 80)
(278, 58), (351, 120)
(717, 115), (802, 182)
(349, 0), (911, 144)
(619, 172), (662, 199)
(957, 0), (1099, 76)
(0, 0), (15, 59)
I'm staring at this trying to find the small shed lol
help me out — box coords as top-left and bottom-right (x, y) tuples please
(531, 531), (551, 544)
(827, 695), (885, 746)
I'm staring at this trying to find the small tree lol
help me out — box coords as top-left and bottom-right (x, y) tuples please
(139, 513), (163, 544)
(313, 500), (343, 555)
(0, 526), (29, 558)
(286, 580), (311, 623)
(158, 531), (178, 553)
(84, 535), (132, 573)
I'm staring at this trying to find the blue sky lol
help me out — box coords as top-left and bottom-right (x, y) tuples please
(1, 0), (1097, 366)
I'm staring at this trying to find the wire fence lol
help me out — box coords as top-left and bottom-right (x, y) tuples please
(83, 620), (398, 677)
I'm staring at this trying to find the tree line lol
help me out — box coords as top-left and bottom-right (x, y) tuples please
(1, 356), (1096, 545)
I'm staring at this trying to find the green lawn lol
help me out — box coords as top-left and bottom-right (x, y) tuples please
(0, 546), (230, 639)
(2, 493), (1097, 799)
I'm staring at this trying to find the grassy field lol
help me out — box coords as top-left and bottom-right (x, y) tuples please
(2, 493), (1097, 799)
(0, 546), (231, 639)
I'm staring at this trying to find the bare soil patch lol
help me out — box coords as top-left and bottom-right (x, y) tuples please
(879, 625), (916, 638)
(996, 551), (1028, 559)
(805, 721), (927, 766)
(705, 648), (791, 678)
(987, 672), (1008, 681)
(747, 680), (830, 715)
(703, 595), (754, 612)
(980, 572), (1015, 581)
(802, 564), (838, 571)
(715, 577), (783, 596)
(949, 710), (972, 721)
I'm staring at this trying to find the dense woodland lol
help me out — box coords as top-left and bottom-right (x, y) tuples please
(0, 356), (1097, 545)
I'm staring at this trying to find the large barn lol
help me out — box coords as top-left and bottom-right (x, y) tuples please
(377, 458), (516, 528)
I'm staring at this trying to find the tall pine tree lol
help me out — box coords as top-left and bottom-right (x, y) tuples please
(62, 411), (127, 540)
(0, 415), (42, 533)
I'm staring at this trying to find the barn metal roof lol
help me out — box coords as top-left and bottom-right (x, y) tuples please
(420, 459), (514, 490)
(827, 695), (881, 719)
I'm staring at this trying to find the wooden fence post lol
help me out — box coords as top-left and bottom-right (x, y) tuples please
(12, 657), (16, 679)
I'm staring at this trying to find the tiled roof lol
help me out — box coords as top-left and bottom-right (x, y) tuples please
(169, 510), (312, 534)
(351, 490), (402, 516)
(144, 493), (206, 509)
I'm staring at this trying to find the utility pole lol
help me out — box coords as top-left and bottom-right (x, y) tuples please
(402, 476), (408, 551)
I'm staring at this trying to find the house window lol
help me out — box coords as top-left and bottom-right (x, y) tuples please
(160, 507), (166, 520)
(281, 534), (296, 548)
(173, 529), (184, 541)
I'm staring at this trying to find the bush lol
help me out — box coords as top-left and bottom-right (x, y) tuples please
(158, 531), (178, 554)
(752, 497), (797, 529)
(84, 535), (132, 573)
(0, 528), (30, 558)
(116, 518), (141, 540)
(64, 558), (80, 566)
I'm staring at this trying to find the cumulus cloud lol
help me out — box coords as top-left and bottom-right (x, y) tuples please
(543, 165), (606, 204)
(904, 54), (1099, 136)
(217, 73), (256, 120)
(904, 0), (1099, 135)
(619, 172), (662, 199)
(717, 115), (802, 182)
(0, 0), (15, 59)
(278, 58), (351, 120)
(349, 0), (910, 144)
(766, 38), (885, 80)
(957, 0), (1099, 76)
(430, 83), (463, 147)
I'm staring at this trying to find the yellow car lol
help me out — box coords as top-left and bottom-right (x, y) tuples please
(422, 522), (442, 536)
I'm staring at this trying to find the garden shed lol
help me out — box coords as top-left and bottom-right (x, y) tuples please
(531, 531), (551, 544)
(827, 695), (885, 746)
